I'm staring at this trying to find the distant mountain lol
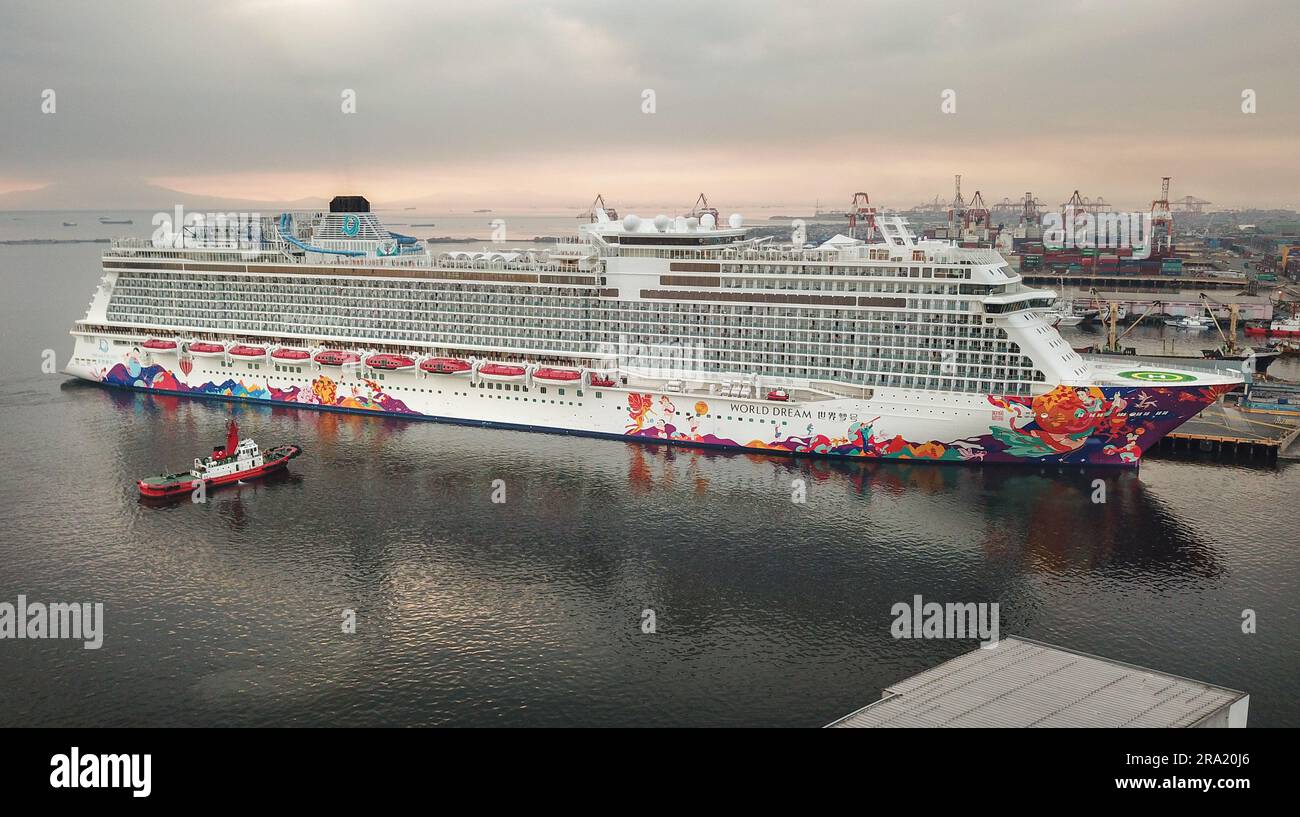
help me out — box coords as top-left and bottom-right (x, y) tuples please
(0, 179), (324, 212)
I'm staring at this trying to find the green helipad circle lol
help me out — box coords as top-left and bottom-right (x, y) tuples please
(1116, 370), (1197, 383)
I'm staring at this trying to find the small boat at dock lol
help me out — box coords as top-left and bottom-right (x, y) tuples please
(1165, 316), (1212, 330)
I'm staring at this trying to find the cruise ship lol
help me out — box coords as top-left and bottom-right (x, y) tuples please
(66, 195), (1241, 466)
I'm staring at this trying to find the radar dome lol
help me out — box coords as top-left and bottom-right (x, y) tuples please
(685, 217), (700, 230)
(728, 213), (744, 229)
(623, 214), (641, 231)
(700, 213), (716, 229)
(653, 214), (671, 232)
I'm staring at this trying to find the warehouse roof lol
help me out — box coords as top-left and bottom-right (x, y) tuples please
(827, 637), (1247, 728)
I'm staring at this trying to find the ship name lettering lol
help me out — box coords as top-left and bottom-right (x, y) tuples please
(730, 402), (811, 419)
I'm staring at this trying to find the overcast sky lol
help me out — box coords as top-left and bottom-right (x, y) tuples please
(2, 0), (1298, 211)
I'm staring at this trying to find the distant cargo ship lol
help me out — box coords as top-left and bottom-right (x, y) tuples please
(1245, 317), (1300, 338)
(65, 194), (1239, 467)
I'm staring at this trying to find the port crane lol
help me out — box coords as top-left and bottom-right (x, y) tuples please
(846, 192), (877, 240)
(1150, 177), (1175, 255)
(688, 193), (719, 222)
(580, 194), (617, 222)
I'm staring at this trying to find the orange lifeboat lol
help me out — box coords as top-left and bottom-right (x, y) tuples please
(228, 344), (267, 360)
(420, 357), (471, 375)
(532, 367), (581, 385)
(766, 389), (791, 402)
(187, 341), (226, 357)
(478, 363), (527, 382)
(588, 374), (616, 387)
(142, 338), (177, 350)
(271, 347), (311, 363)
(314, 350), (362, 366)
(365, 353), (416, 371)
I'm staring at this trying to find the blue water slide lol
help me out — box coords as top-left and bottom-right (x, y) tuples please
(277, 212), (366, 257)
(386, 231), (419, 245)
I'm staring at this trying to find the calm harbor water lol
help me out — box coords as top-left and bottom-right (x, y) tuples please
(1, 236), (1297, 727)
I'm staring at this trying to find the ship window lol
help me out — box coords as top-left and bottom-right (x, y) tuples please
(558, 389), (566, 396)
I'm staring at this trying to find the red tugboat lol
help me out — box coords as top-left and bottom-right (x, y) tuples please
(136, 419), (301, 498)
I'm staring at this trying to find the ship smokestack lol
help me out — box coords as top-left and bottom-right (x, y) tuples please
(329, 195), (371, 213)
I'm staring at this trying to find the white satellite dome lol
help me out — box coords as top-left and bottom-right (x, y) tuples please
(700, 213), (716, 230)
(623, 214), (641, 231)
(685, 217), (700, 230)
(728, 213), (744, 229)
(653, 214), (671, 232)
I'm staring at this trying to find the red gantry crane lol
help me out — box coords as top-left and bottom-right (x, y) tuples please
(846, 191), (877, 240)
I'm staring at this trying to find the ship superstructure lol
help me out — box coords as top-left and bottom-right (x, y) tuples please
(68, 195), (1240, 466)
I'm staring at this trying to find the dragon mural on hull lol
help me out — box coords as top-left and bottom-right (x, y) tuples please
(96, 353), (1230, 467)
(624, 384), (1234, 466)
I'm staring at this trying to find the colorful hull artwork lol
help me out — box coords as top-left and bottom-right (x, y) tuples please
(617, 384), (1231, 465)
(93, 355), (1231, 467)
(102, 360), (418, 415)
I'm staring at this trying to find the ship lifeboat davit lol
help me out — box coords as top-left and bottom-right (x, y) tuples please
(365, 353), (416, 371)
(532, 367), (581, 385)
(142, 338), (177, 351)
(187, 341), (227, 357)
(228, 344), (268, 360)
(478, 363), (527, 382)
(420, 357), (471, 375)
(271, 347), (311, 364)
(766, 388), (791, 402)
(314, 349), (362, 367)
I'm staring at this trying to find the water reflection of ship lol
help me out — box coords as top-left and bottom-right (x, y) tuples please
(617, 442), (1224, 580)
(87, 384), (1224, 583)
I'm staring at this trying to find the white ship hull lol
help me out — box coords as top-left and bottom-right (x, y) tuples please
(68, 337), (1235, 467)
